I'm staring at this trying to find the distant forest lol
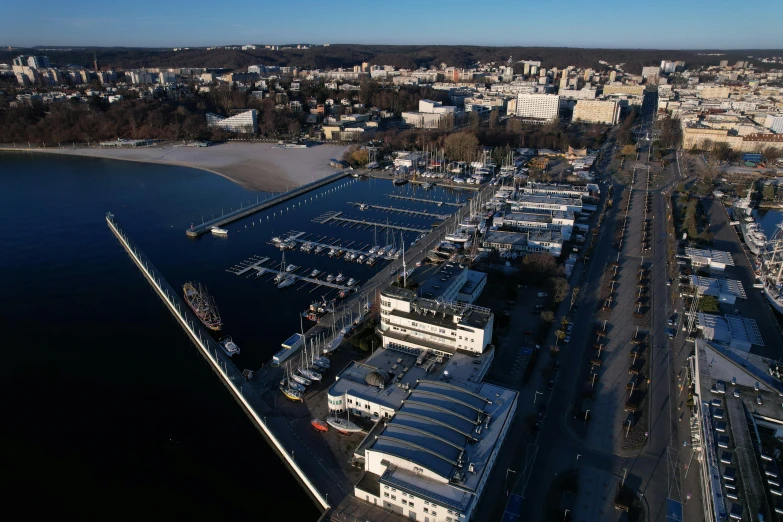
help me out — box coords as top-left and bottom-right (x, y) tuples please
(2, 45), (781, 74)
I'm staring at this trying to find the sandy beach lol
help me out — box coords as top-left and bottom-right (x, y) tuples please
(0, 142), (351, 192)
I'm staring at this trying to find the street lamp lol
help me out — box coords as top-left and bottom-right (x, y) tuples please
(563, 509), (570, 521)
(575, 454), (581, 468)
(505, 468), (516, 496)
(584, 410), (590, 423)
(534, 391), (543, 404)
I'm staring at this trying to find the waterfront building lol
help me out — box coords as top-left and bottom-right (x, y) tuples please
(684, 247), (735, 272)
(494, 210), (575, 241)
(482, 229), (562, 256)
(515, 93), (560, 121)
(572, 99), (621, 125)
(511, 194), (583, 214)
(416, 263), (488, 304)
(691, 340), (783, 521)
(401, 99), (459, 129)
(206, 109), (258, 133)
(520, 182), (595, 199)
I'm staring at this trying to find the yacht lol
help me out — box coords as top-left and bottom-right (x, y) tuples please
(326, 416), (362, 434)
(291, 373), (311, 386)
(280, 386), (303, 401)
(347, 278), (357, 287)
(298, 368), (322, 382)
(335, 273), (346, 283)
(277, 275), (296, 289)
(326, 274), (335, 283)
(310, 269), (321, 278)
(210, 227), (228, 236)
(218, 336), (240, 357)
(357, 255), (366, 263)
(285, 264), (299, 273)
(314, 245), (325, 254)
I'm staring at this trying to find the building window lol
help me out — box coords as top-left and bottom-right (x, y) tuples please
(423, 508), (429, 513)
(402, 500), (408, 505)
(391, 495), (396, 501)
(384, 493), (389, 498)
(384, 485), (389, 489)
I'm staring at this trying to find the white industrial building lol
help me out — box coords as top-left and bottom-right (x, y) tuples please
(206, 109), (258, 133)
(764, 114), (783, 134)
(515, 93), (560, 121)
(690, 275), (746, 304)
(402, 99), (459, 129)
(684, 247), (735, 272)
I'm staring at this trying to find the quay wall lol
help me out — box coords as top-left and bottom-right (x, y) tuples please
(186, 170), (351, 237)
(106, 212), (330, 512)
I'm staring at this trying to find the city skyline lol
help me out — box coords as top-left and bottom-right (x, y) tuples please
(4, 0), (783, 49)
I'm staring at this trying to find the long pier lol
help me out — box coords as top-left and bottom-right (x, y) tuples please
(387, 194), (462, 206)
(282, 232), (398, 261)
(185, 170), (351, 237)
(347, 201), (450, 219)
(106, 212), (330, 512)
(314, 211), (431, 233)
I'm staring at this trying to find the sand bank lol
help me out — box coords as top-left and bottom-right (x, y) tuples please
(0, 142), (351, 192)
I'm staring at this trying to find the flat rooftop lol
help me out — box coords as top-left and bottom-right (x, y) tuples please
(483, 230), (528, 246)
(691, 275), (747, 299)
(694, 340), (781, 521)
(514, 194), (583, 207)
(685, 247), (735, 266)
(697, 313), (764, 348)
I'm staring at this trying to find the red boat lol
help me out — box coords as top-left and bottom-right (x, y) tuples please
(311, 419), (329, 432)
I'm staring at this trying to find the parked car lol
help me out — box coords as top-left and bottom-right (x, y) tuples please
(564, 336), (571, 344)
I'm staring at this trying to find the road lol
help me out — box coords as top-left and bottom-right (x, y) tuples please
(496, 91), (693, 522)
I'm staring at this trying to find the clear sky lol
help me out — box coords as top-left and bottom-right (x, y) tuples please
(4, 0), (783, 49)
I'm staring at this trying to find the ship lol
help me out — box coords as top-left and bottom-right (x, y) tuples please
(183, 282), (222, 331)
(219, 336), (240, 357)
(733, 187), (767, 256)
(757, 223), (783, 315)
(393, 175), (408, 186)
(210, 226), (228, 236)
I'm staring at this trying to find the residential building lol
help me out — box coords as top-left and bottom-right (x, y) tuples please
(764, 114), (783, 134)
(206, 109), (258, 133)
(641, 66), (661, 83)
(602, 84), (645, 96)
(572, 99), (621, 125)
(515, 93), (560, 121)
(401, 99), (459, 129)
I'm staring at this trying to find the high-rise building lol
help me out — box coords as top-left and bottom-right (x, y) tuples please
(641, 66), (661, 82)
(572, 99), (621, 125)
(764, 114), (783, 134)
(18, 55), (50, 69)
(609, 70), (617, 82)
(515, 93), (560, 121)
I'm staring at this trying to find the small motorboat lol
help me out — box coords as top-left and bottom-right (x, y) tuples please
(326, 274), (335, 283)
(219, 336), (240, 357)
(311, 418), (329, 432)
(347, 278), (357, 286)
(310, 269), (321, 278)
(285, 264), (299, 273)
(314, 245), (325, 254)
(211, 227), (228, 236)
(335, 273), (346, 283)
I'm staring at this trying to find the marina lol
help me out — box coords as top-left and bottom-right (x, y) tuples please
(227, 254), (357, 291)
(271, 232), (401, 262)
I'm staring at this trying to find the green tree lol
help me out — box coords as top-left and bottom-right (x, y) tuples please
(699, 295), (720, 313)
(541, 310), (555, 323)
(443, 131), (479, 163)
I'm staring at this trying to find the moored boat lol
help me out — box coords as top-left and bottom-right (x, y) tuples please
(347, 278), (357, 286)
(280, 386), (303, 401)
(310, 269), (321, 278)
(219, 336), (240, 357)
(311, 418), (329, 432)
(210, 226), (228, 236)
(326, 416), (362, 434)
(183, 282), (222, 331)
(299, 368), (322, 382)
(335, 273), (346, 283)
(277, 275), (296, 288)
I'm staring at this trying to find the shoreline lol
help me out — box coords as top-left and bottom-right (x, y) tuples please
(0, 142), (350, 193)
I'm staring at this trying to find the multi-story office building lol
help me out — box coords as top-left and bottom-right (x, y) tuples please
(206, 109), (258, 133)
(515, 93), (560, 121)
(379, 286), (494, 357)
(511, 194), (583, 214)
(520, 182), (593, 199)
(572, 99), (621, 125)
(494, 209), (575, 240)
(482, 229), (562, 256)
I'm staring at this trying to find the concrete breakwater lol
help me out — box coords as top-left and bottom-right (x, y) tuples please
(186, 170), (351, 237)
(106, 212), (330, 512)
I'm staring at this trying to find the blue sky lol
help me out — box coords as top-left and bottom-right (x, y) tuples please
(4, 0), (783, 49)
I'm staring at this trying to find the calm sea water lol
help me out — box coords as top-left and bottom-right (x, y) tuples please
(0, 152), (458, 519)
(757, 208), (783, 238)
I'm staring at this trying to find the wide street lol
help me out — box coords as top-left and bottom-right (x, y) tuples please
(496, 91), (702, 522)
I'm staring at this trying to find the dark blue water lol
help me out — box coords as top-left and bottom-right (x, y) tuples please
(0, 152), (459, 519)
(757, 209), (783, 238)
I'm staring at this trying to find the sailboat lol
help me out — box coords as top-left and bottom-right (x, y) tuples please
(298, 367), (322, 382)
(327, 408), (362, 434)
(280, 386), (303, 401)
(273, 253), (287, 284)
(277, 274), (296, 288)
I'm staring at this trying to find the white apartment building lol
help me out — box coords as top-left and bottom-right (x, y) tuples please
(495, 210), (575, 240)
(379, 286), (494, 357)
(764, 114), (783, 134)
(515, 93), (560, 121)
(402, 99), (459, 129)
(206, 109), (258, 133)
(572, 99), (621, 125)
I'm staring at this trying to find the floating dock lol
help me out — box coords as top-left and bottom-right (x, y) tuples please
(278, 232), (398, 261)
(313, 211), (431, 233)
(186, 170), (351, 237)
(226, 256), (271, 276)
(347, 201), (450, 220)
(387, 194), (462, 207)
(228, 254), (356, 291)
